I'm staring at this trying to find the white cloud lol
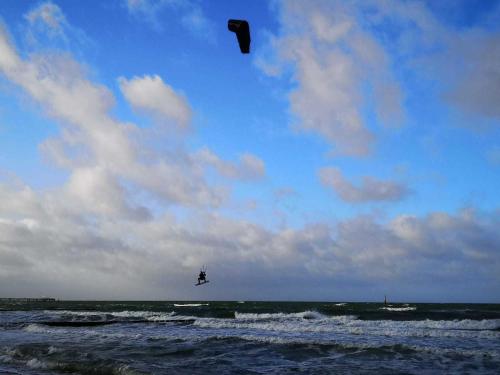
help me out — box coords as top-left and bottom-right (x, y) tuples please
(258, 0), (404, 156)
(195, 148), (266, 181)
(119, 75), (192, 130)
(65, 166), (151, 220)
(125, 0), (215, 41)
(319, 167), (409, 203)
(444, 33), (500, 120)
(369, 0), (500, 123)
(23, 1), (89, 50)
(25, 1), (68, 38)
(180, 4), (216, 43)
(239, 154), (266, 180)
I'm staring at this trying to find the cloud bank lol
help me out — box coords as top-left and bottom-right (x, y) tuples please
(1, 178), (499, 300)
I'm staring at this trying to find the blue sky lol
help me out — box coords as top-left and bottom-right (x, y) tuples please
(0, 0), (499, 301)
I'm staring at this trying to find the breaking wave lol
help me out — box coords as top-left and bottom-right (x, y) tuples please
(380, 306), (417, 311)
(23, 323), (47, 333)
(234, 310), (328, 320)
(191, 312), (500, 341)
(44, 310), (177, 322)
(21, 309), (500, 338)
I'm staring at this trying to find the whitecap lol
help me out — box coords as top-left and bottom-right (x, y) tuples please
(47, 346), (60, 354)
(380, 306), (416, 311)
(234, 310), (327, 320)
(26, 358), (47, 369)
(44, 310), (175, 321)
(23, 323), (47, 333)
(193, 314), (359, 335)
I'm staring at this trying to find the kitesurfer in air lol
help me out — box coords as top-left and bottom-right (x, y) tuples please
(198, 270), (206, 284)
(195, 265), (209, 286)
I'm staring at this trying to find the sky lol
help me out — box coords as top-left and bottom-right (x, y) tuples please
(0, 0), (499, 302)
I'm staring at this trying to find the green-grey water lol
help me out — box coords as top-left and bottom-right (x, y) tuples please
(1, 300), (499, 374)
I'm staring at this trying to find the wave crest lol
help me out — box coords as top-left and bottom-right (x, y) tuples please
(235, 310), (327, 320)
(380, 306), (417, 312)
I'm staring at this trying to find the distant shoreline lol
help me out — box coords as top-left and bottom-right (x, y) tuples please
(1, 298), (498, 304)
(0, 297), (57, 302)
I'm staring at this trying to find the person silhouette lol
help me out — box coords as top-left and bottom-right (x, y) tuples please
(198, 270), (206, 284)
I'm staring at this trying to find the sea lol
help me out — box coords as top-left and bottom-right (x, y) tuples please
(0, 301), (499, 374)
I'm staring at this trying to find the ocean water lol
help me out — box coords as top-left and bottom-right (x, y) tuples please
(0, 301), (499, 374)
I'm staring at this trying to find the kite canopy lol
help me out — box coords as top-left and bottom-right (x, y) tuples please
(228, 19), (250, 54)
